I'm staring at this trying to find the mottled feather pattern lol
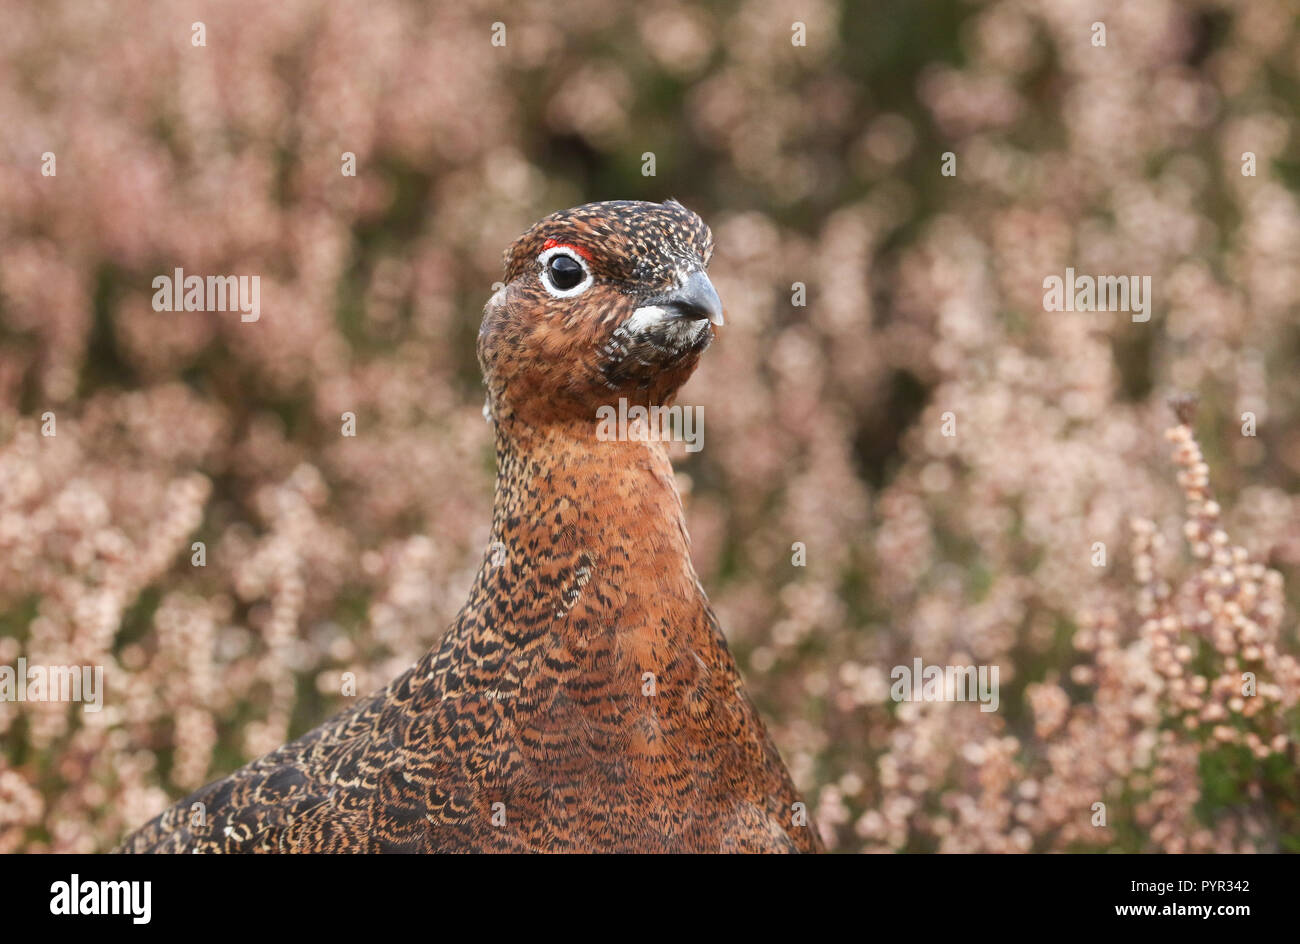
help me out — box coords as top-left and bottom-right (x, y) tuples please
(119, 200), (822, 853)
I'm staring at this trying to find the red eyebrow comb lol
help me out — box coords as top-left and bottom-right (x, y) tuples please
(542, 238), (592, 260)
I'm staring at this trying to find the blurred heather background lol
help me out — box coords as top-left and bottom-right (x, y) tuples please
(3, 0), (1300, 854)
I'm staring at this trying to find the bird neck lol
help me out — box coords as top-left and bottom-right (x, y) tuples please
(481, 414), (707, 642)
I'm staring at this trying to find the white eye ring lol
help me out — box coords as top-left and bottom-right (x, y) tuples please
(537, 245), (594, 298)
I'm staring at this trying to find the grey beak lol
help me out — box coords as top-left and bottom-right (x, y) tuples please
(659, 270), (725, 327)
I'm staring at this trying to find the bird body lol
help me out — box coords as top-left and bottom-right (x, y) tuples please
(120, 200), (821, 853)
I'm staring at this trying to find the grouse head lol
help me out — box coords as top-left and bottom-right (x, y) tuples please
(479, 199), (722, 426)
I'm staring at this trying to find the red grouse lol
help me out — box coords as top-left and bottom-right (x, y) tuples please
(119, 199), (822, 853)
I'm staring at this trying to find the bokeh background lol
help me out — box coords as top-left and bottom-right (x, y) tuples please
(2, 0), (1299, 853)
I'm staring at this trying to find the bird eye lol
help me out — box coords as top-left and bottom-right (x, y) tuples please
(548, 254), (584, 289)
(538, 246), (592, 297)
